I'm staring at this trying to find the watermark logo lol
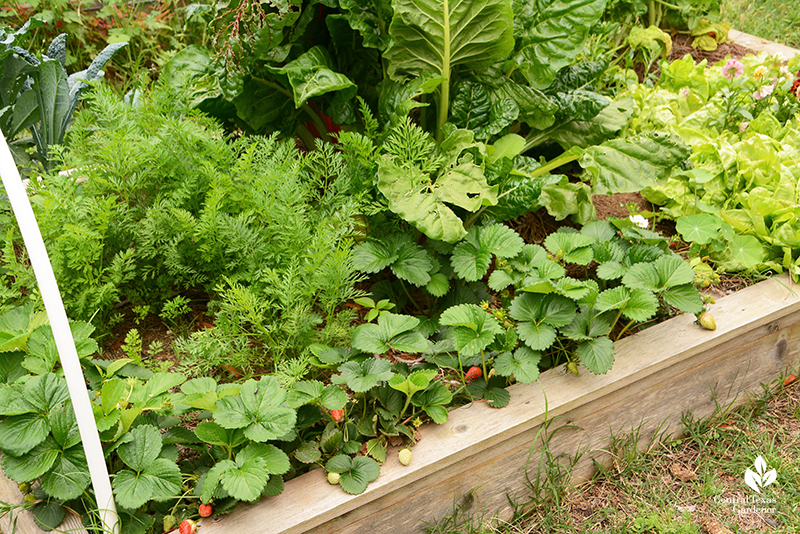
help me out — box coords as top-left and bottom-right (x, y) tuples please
(744, 455), (776, 493)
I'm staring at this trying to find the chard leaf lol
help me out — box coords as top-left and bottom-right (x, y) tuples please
(336, 0), (394, 51)
(273, 46), (356, 107)
(576, 336), (615, 375)
(385, 0), (515, 82)
(377, 156), (498, 243)
(579, 133), (692, 195)
(512, 0), (607, 89)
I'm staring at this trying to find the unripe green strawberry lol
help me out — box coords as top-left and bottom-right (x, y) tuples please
(23, 494), (36, 504)
(567, 362), (579, 375)
(698, 313), (716, 331)
(163, 515), (177, 532)
(17, 482), (30, 493)
(399, 448), (412, 466)
(327, 471), (340, 485)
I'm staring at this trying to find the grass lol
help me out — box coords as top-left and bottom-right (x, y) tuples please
(721, 0), (800, 49)
(426, 373), (800, 534)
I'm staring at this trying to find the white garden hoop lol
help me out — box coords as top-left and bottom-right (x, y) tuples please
(0, 134), (119, 534)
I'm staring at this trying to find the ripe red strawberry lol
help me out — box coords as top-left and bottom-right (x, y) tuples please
(199, 503), (213, 517)
(331, 409), (344, 422)
(464, 366), (481, 382)
(179, 519), (197, 534)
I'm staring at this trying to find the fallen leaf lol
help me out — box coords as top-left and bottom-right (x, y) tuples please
(702, 518), (733, 534)
(783, 374), (797, 387)
(670, 462), (698, 482)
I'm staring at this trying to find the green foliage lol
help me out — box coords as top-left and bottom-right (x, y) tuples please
(0, 23), (126, 170)
(625, 54), (800, 280)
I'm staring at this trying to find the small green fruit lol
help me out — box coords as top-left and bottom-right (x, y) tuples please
(567, 362), (579, 375)
(23, 494), (36, 504)
(399, 448), (412, 466)
(327, 472), (340, 485)
(699, 313), (717, 331)
(163, 515), (177, 532)
(17, 482), (30, 493)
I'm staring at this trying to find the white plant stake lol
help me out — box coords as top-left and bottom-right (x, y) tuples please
(0, 135), (119, 534)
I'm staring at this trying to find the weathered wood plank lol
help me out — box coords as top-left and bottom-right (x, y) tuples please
(199, 275), (800, 534)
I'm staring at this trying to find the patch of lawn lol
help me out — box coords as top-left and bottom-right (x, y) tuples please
(722, 0), (800, 49)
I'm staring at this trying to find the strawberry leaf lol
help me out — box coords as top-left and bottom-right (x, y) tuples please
(411, 381), (454, 424)
(40, 445), (90, 500)
(493, 347), (541, 383)
(577, 337), (615, 375)
(214, 378), (297, 442)
(351, 313), (428, 354)
(325, 455), (381, 495)
(332, 359), (395, 393)
(440, 304), (503, 356)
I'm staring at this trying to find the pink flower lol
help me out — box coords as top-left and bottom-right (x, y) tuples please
(722, 59), (744, 79)
(753, 83), (775, 100)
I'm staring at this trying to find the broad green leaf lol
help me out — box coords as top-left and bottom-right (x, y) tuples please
(490, 134), (526, 162)
(661, 284), (704, 313)
(40, 445), (91, 500)
(544, 232), (594, 264)
(512, 0), (607, 88)
(49, 402), (80, 449)
(273, 46), (356, 107)
(385, 0), (515, 82)
(377, 156), (498, 243)
(553, 277), (591, 300)
(451, 240), (492, 281)
(621, 288), (659, 322)
(0, 303), (34, 352)
(621, 262), (661, 292)
(180, 377), (219, 411)
(238, 443), (290, 475)
(391, 238), (433, 286)
(143, 372), (185, 398)
(113, 458), (182, 509)
(516, 322), (557, 351)
(411, 381), (454, 424)
(654, 255), (695, 289)
(200, 460), (236, 504)
(509, 293), (576, 328)
(214, 378), (297, 442)
(0, 413), (49, 456)
(596, 261), (628, 281)
(365, 438), (387, 462)
(426, 273), (451, 296)
(295, 442), (322, 464)
(561, 307), (613, 341)
(581, 220), (617, 242)
(31, 499), (65, 532)
(480, 224), (525, 257)
(488, 269), (515, 291)
(389, 370), (437, 398)
(286, 380), (325, 408)
(466, 378), (511, 408)
(117, 425), (162, 472)
(320, 385), (349, 411)
(325, 455), (381, 495)
(2, 436), (59, 482)
(337, 0), (394, 50)
(24, 373), (70, 413)
(440, 304), (503, 355)
(576, 337), (615, 375)
(220, 453), (270, 502)
(580, 133), (692, 195)
(333, 359), (395, 393)
(728, 235), (763, 269)
(493, 347), (541, 383)
(353, 240), (395, 273)
(351, 313), (427, 354)
(676, 214), (720, 245)
(0, 383), (35, 415)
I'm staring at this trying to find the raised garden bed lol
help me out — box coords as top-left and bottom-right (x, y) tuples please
(192, 274), (800, 534)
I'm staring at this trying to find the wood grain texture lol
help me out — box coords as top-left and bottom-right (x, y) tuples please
(0, 465), (88, 534)
(199, 276), (800, 534)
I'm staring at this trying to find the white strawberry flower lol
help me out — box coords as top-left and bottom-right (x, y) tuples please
(629, 215), (648, 229)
